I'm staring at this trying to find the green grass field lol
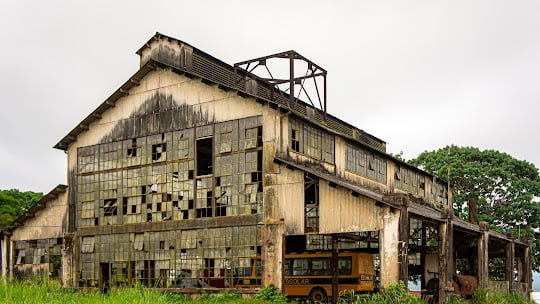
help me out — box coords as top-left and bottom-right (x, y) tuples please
(0, 281), (534, 304)
(0, 281), (281, 304)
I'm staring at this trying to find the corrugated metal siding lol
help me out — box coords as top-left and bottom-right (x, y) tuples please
(271, 168), (304, 235)
(189, 53), (384, 152)
(319, 180), (381, 233)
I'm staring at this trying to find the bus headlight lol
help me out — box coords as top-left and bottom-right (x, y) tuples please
(360, 274), (372, 281)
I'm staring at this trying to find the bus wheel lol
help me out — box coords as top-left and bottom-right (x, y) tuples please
(309, 287), (327, 303)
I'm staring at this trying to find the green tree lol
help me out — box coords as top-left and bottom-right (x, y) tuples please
(0, 189), (43, 228)
(410, 146), (540, 269)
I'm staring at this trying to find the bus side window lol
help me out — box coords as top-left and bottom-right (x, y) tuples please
(311, 258), (331, 276)
(293, 258), (309, 276)
(256, 260), (262, 277)
(338, 257), (352, 275)
(285, 259), (293, 276)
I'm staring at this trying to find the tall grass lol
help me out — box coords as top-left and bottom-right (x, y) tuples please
(469, 288), (534, 304)
(0, 281), (535, 304)
(338, 283), (534, 304)
(0, 281), (274, 304)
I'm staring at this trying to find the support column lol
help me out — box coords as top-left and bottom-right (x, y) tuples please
(379, 205), (400, 289)
(261, 219), (285, 291)
(523, 238), (533, 296)
(331, 235), (338, 304)
(8, 239), (13, 280)
(477, 222), (489, 289)
(62, 234), (76, 287)
(505, 236), (515, 292)
(0, 235), (7, 278)
(398, 205), (409, 284)
(438, 212), (453, 304)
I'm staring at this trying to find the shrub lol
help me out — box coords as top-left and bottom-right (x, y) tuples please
(254, 285), (288, 303)
(472, 288), (534, 304)
(343, 282), (423, 304)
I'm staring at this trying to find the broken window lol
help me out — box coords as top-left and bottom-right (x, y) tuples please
(291, 130), (300, 152)
(289, 118), (334, 163)
(394, 166), (426, 197)
(103, 199), (118, 216)
(304, 174), (319, 233)
(15, 249), (25, 265)
(152, 143), (167, 161)
(81, 237), (95, 253)
(127, 138), (138, 157)
(244, 127), (261, 150)
(196, 137), (213, 176)
(78, 145), (99, 174)
(346, 143), (386, 183)
(75, 226), (261, 288)
(76, 117), (262, 228)
(196, 178), (213, 218)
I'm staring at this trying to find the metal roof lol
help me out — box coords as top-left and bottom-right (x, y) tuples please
(55, 32), (385, 152)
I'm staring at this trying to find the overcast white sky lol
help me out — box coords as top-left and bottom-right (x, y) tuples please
(1, 0), (540, 193)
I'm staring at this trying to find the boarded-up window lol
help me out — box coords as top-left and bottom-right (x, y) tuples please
(81, 237), (95, 253)
(244, 127), (259, 149)
(81, 201), (95, 219)
(220, 131), (232, 153)
(178, 139), (190, 158)
(180, 230), (198, 249)
(345, 143), (386, 183)
(133, 233), (144, 251)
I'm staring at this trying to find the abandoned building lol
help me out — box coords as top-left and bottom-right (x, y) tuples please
(0, 33), (533, 302)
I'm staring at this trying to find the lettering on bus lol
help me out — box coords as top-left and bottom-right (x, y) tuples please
(285, 278), (310, 285)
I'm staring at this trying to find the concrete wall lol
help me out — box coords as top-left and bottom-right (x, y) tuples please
(2, 189), (68, 282)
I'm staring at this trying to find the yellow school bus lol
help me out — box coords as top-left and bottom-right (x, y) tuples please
(235, 251), (375, 302)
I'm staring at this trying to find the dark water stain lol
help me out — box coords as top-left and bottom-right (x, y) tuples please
(68, 169), (77, 233)
(99, 92), (215, 143)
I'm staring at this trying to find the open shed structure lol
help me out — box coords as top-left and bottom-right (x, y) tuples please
(0, 33), (532, 302)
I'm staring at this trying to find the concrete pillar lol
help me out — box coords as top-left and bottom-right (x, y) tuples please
(1, 235), (7, 278)
(379, 205), (400, 289)
(261, 219), (285, 291)
(398, 205), (409, 283)
(8, 240), (13, 280)
(0, 235), (7, 278)
(62, 234), (78, 288)
(477, 222), (489, 289)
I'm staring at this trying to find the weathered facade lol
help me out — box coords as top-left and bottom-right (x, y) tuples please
(0, 33), (532, 302)
(1, 185), (69, 284)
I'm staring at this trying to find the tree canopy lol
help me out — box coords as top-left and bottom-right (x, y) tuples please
(410, 145), (540, 269)
(0, 189), (43, 228)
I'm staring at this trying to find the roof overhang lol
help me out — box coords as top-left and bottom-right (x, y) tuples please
(53, 62), (156, 150)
